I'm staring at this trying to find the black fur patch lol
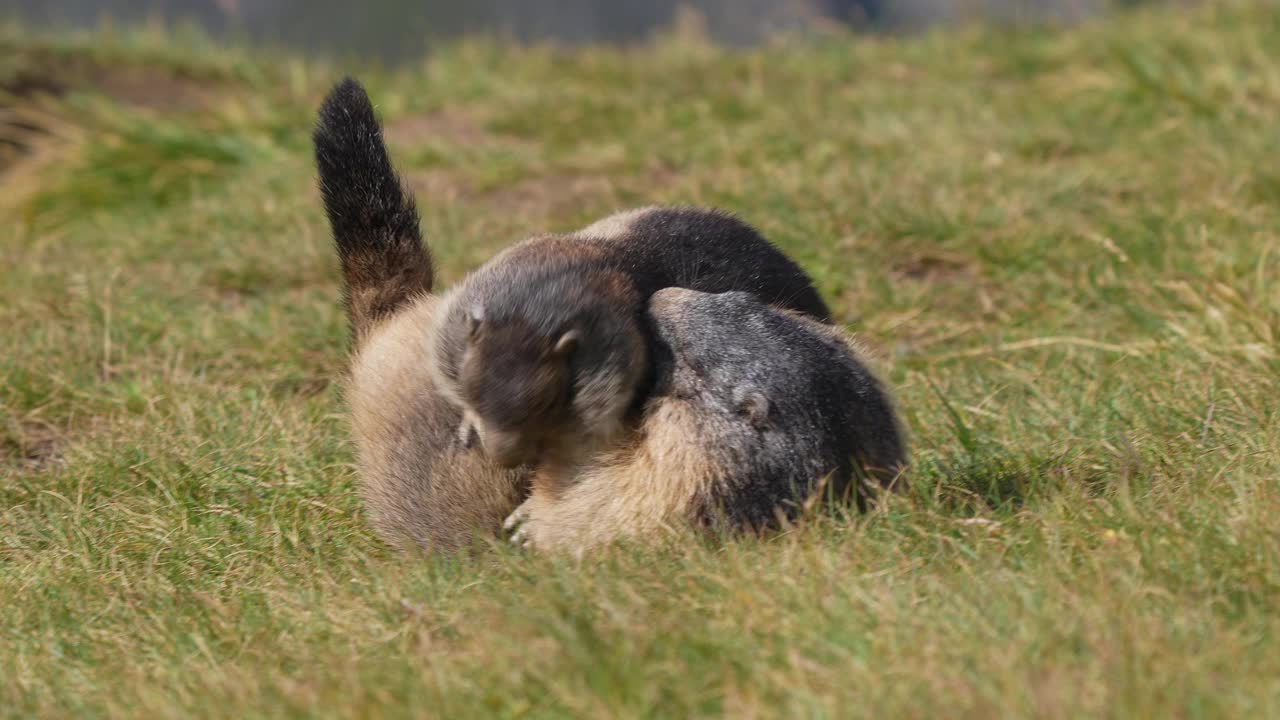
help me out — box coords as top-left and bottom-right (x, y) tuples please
(314, 77), (432, 340)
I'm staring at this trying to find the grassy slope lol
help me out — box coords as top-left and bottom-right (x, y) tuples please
(2, 2), (1278, 716)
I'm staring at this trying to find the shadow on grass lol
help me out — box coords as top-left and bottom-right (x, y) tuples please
(908, 445), (1107, 514)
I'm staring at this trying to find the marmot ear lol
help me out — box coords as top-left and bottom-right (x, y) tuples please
(465, 306), (484, 342)
(734, 387), (770, 430)
(457, 416), (480, 450)
(553, 329), (579, 356)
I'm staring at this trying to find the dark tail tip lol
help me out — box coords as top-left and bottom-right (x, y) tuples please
(313, 77), (406, 242)
(319, 77), (371, 120)
(314, 77), (432, 341)
(314, 78), (382, 167)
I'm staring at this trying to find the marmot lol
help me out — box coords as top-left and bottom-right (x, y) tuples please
(427, 205), (833, 470)
(315, 78), (529, 552)
(506, 287), (907, 556)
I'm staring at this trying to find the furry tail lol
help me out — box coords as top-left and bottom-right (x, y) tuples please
(314, 77), (431, 343)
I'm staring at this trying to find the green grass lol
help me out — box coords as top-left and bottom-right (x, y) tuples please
(3, 1), (1279, 716)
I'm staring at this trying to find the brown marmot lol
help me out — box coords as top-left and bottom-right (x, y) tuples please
(426, 206), (833, 470)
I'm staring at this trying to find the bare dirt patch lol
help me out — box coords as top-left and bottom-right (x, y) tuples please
(2, 57), (222, 115)
(403, 168), (472, 203)
(386, 104), (682, 222)
(479, 172), (623, 218)
(91, 66), (220, 113)
(890, 252), (975, 283)
(404, 164), (682, 224)
(1, 59), (224, 178)
(383, 108), (507, 149)
(403, 168), (616, 220)
(2, 419), (68, 472)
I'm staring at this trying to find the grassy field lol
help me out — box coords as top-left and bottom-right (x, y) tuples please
(2, 1), (1279, 716)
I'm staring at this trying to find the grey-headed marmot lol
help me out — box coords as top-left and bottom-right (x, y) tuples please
(507, 287), (907, 556)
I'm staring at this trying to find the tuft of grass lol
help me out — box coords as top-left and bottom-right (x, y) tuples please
(3, 1), (1280, 717)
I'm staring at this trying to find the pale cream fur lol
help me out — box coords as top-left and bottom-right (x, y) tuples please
(348, 294), (530, 553)
(510, 396), (723, 556)
(574, 206), (660, 241)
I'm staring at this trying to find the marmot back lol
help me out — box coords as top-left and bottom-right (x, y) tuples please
(575, 206), (833, 315)
(508, 288), (908, 555)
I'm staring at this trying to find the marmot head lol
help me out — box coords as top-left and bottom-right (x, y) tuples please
(645, 287), (853, 458)
(645, 287), (876, 524)
(647, 288), (817, 418)
(457, 312), (577, 467)
(453, 270), (647, 469)
(649, 286), (907, 516)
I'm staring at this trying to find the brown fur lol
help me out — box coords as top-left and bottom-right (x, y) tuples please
(344, 252), (433, 345)
(441, 257), (647, 468)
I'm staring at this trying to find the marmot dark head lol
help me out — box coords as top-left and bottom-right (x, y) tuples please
(458, 310), (581, 468)
(647, 287), (907, 510)
(441, 267), (649, 470)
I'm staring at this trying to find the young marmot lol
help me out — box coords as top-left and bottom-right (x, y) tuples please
(427, 205), (833, 470)
(316, 78), (529, 552)
(506, 288), (908, 556)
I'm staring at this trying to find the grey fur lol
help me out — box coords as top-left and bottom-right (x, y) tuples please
(649, 288), (907, 526)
